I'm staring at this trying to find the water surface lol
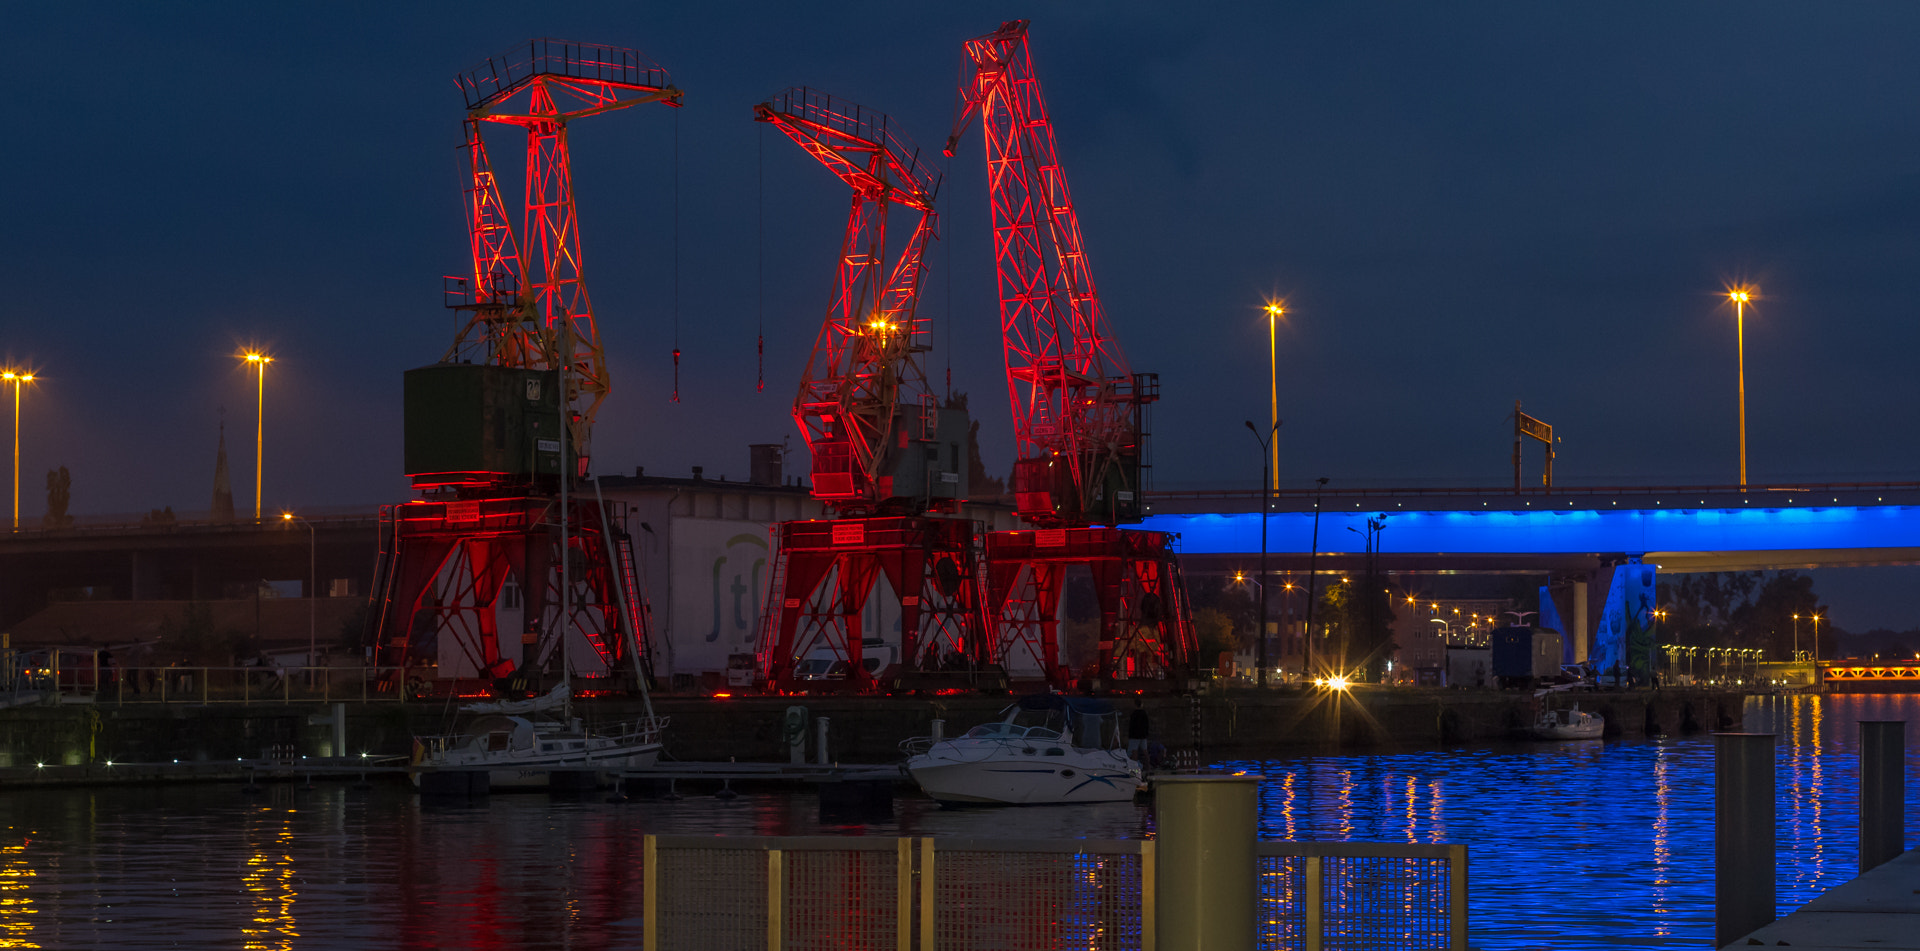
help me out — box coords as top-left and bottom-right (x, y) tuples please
(0, 693), (1906, 948)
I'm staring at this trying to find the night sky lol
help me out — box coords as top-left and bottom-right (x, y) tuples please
(5, 4), (1920, 624)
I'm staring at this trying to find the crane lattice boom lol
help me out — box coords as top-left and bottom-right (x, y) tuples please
(757, 87), (943, 512)
(449, 39), (681, 475)
(946, 20), (1151, 527)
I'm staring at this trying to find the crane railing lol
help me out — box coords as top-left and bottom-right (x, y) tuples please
(758, 86), (940, 200)
(456, 38), (675, 109)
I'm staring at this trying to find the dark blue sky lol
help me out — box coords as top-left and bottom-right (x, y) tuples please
(5, 4), (1920, 621)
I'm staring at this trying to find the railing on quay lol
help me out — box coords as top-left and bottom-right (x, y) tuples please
(8, 664), (409, 706)
(639, 834), (1466, 951)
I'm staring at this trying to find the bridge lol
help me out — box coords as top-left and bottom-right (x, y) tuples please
(1143, 481), (1920, 573)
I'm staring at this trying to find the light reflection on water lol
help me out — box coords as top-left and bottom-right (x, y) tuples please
(0, 693), (1909, 948)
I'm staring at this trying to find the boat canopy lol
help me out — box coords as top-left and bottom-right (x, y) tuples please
(1015, 693), (1117, 717)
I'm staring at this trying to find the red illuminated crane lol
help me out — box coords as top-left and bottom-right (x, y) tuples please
(752, 88), (991, 693)
(947, 21), (1196, 689)
(365, 40), (677, 696)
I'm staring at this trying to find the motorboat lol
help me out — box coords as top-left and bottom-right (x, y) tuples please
(411, 712), (666, 789)
(902, 694), (1144, 805)
(1531, 704), (1604, 740)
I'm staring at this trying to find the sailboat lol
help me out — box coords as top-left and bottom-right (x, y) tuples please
(411, 458), (668, 789)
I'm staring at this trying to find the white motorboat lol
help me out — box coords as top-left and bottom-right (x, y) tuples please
(903, 694), (1144, 805)
(411, 713), (666, 789)
(1531, 704), (1604, 740)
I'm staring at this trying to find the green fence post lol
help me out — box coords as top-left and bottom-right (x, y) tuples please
(1155, 774), (1260, 950)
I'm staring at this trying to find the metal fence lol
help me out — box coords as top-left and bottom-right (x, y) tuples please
(11, 663), (408, 705)
(640, 835), (1466, 951)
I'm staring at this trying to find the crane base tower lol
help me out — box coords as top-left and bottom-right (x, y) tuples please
(758, 515), (991, 694)
(366, 495), (653, 697)
(988, 527), (1195, 691)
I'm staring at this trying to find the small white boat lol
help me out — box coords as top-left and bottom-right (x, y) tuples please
(411, 713), (666, 789)
(1531, 704), (1604, 740)
(903, 694), (1144, 805)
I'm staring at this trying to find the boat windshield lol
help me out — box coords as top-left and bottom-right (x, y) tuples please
(960, 723), (1065, 741)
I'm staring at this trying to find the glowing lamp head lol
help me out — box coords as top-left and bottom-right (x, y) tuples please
(1327, 675), (1352, 691)
(1263, 301), (1285, 319)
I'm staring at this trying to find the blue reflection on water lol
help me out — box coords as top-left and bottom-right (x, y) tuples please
(1216, 693), (1920, 949)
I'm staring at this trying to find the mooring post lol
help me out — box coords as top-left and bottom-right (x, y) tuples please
(1716, 732), (1776, 947)
(1155, 773), (1260, 950)
(332, 702), (347, 758)
(929, 718), (944, 741)
(1860, 720), (1906, 874)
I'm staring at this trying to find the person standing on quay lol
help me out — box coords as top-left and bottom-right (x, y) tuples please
(1128, 699), (1151, 760)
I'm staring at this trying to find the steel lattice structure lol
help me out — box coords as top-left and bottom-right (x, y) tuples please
(947, 21), (1195, 688)
(450, 38), (682, 474)
(366, 41), (670, 696)
(946, 21), (1152, 528)
(755, 87), (942, 511)
(753, 89), (990, 693)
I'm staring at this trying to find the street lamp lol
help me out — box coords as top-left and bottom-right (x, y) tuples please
(1262, 301), (1285, 494)
(242, 351), (273, 520)
(281, 512), (316, 674)
(1808, 612), (1823, 665)
(1302, 476), (1329, 680)
(1243, 419), (1281, 687)
(0, 370), (35, 532)
(1726, 287), (1755, 488)
(1650, 608), (1667, 684)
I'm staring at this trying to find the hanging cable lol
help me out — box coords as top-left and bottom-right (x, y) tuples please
(944, 153), (953, 402)
(671, 108), (682, 403)
(757, 121), (765, 392)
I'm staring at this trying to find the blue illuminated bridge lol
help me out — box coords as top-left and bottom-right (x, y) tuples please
(1141, 482), (1920, 575)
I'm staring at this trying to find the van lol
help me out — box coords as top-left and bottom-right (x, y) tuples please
(794, 638), (897, 681)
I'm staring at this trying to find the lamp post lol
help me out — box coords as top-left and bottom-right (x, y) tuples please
(1809, 612), (1823, 665)
(1232, 570), (1262, 684)
(1, 370), (33, 532)
(281, 513), (316, 675)
(1726, 287), (1754, 488)
(1302, 477), (1328, 679)
(1262, 302), (1284, 493)
(242, 352), (273, 520)
(1243, 420), (1281, 686)
(1651, 608), (1667, 685)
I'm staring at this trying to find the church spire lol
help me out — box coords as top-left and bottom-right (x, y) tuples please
(211, 413), (234, 522)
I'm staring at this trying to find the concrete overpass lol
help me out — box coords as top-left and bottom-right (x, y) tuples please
(1143, 481), (1920, 572)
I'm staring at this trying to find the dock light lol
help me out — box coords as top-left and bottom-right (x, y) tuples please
(34, 763), (42, 768)
(1327, 675), (1352, 691)
(105, 761), (112, 767)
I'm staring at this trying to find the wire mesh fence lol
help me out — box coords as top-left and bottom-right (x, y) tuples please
(641, 835), (1464, 951)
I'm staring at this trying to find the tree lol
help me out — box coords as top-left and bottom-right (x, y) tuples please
(42, 466), (72, 529)
(1193, 608), (1236, 673)
(159, 602), (255, 665)
(1320, 575), (1396, 682)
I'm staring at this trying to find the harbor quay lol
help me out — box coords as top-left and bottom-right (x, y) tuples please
(0, 686), (1751, 781)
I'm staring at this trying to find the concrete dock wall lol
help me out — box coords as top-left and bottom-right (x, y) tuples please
(0, 688), (1751, 772)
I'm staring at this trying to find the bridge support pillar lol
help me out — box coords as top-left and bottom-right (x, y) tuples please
(1573, 578), (1590, 663)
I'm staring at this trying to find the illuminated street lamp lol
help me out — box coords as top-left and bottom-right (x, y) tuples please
(281, 513), (317, 674)
(0, 370), (34, 532)
(1808, 611), (1823, 665)
(1726, 287), (1755, 488)
(1261, 300), (1285, 493)
(241, 351), (273, 520)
